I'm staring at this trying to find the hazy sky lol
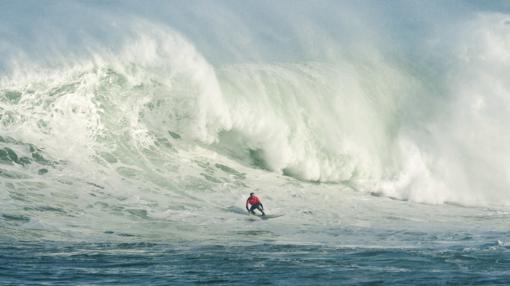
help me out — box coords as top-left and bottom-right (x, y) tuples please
(1, 0), (510, 68)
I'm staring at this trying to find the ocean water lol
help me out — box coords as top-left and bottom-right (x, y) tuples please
(1, 1), (510, 285)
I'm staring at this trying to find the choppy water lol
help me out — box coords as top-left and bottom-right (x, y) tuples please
(2, 0), (510, 284)
(2, 233), (510, 285)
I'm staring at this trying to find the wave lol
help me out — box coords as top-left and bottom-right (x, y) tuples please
(1, 2), (510, 239)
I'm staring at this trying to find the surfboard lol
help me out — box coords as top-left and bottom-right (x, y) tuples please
(253, 214), (284, 220)
(224, 206), (283, 220)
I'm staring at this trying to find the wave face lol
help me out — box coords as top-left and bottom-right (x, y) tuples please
(1, 1), (510, 241)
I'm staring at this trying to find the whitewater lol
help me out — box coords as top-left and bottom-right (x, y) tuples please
(1, 1), (510, 284)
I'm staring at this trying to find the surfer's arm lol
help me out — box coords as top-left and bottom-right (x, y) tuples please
(245, 200), (249, 210)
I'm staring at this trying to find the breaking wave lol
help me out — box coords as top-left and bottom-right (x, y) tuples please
(1, 2), (510, 240)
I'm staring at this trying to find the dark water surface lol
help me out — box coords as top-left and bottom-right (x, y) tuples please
(1, 241), (510, 285)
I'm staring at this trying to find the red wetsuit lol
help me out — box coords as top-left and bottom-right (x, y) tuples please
(246, 195), (261, 207)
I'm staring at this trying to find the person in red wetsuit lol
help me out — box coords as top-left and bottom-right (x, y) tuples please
(246, 192), (265, 216)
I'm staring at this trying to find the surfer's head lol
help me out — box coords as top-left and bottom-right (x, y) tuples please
(250, 192), (254, 196)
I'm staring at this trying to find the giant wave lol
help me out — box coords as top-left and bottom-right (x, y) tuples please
(1, 1), (510, 242)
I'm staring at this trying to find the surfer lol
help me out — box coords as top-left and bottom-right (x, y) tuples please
(246, 192), (265, 216)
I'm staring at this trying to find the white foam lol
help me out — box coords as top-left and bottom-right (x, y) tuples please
(2, 4), (510, 243)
